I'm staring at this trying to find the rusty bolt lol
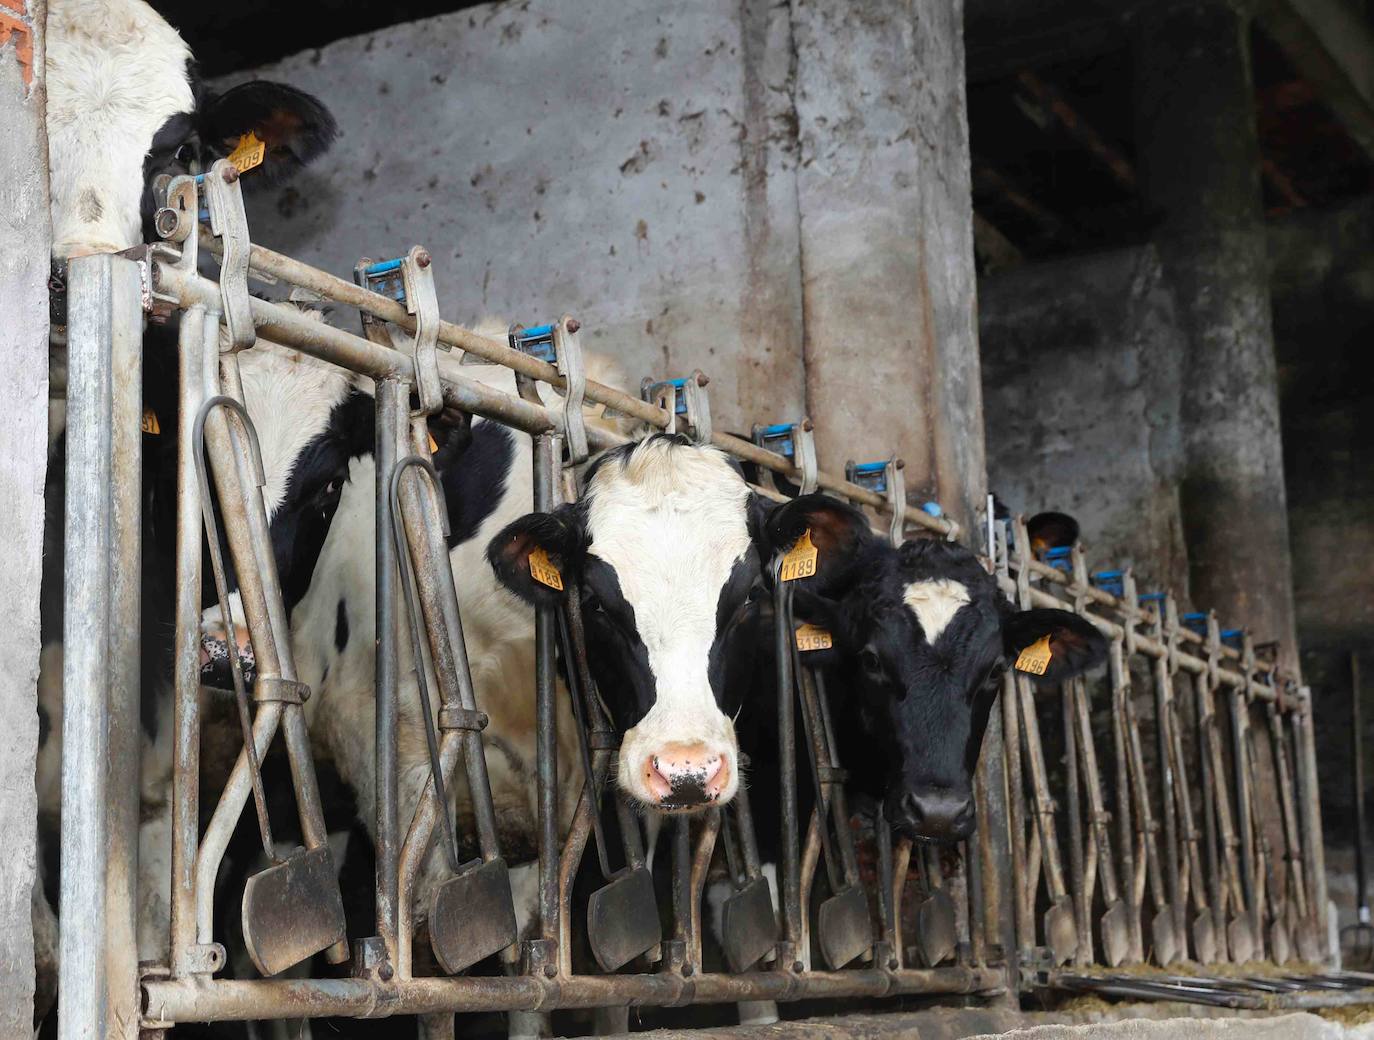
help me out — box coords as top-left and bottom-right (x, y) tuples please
(894, 458), (906, 470)
(696, 373), (710, 387)
(566, 318), (581, 334)
(543, 964), (558, 978)
(221, 165), (239, 184)
(155, 209), (179, 238)
(415, 250), (432, 269)
(801, 418), (814, 433)
(378, 963), (394, 982)
(792, 960), (805, 973)
(683, 964), (694, 977)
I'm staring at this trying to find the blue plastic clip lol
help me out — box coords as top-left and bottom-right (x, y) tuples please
(921, 502), (943, 518)
(1044, 545), (1073, 573)
(509, 323), (558, 365)
(1181, 612), (1208, 635)
(360, 258), (408, 303)
(847, 460), (889, 494)
(1138, 592), (1166, 604)
(1091, 570), (1124, 597)
(754, 423), (796, 459)
(1220, 628), (1244, 647)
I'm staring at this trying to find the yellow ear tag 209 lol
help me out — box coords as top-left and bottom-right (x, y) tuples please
(780, 530), (819, 583)
(141, 408), (161, 435)
(795, 623), (833, 652)
(228, 132), (266, 175)
(528, 547), (563, 591)
(1015, 634), (1053, 676)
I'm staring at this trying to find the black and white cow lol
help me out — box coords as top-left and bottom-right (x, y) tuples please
(753, 493), (1107, 841)
(46, 0), (336, 260)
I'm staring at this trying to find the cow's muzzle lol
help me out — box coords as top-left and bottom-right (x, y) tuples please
(200, 625), (256, 691)
(887, 785), (975, 844)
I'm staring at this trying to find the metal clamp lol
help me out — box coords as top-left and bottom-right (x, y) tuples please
(641, 371), (713, 444)
(752, 420), (818, 495)
(359, 248), (445, 416)
(202, 160), (255, 352)
(510, 318), (590, 464)
(845, 457), (906, 547)
(437, 706), (489, 732)
(252, 678), (311, 705)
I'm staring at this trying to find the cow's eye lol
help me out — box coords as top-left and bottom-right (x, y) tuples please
(859, 646), (883, 679)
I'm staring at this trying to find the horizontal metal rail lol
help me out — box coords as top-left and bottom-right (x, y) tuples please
(142, 965), (1004, 1023)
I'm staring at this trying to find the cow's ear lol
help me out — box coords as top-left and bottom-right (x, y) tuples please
(486, 506), (585, 607)
(200, 81), (338, 183)
(764, 493), (874, 596)
(1003, 608), (1107, 685)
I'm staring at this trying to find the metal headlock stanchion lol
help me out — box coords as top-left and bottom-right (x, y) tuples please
(60, 164), (1338, 1031)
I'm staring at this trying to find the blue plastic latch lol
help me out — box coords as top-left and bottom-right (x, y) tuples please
(1044, 545), (1073, 573)
(1091, 570), (1124, 597)
(361, 258), (408, 303)
(1220, 628), (1244, 647)
(846, 460), (890, 495)
(509, 323), (558, 364)
(1181, 612), (1208, 635)
(921, 501), (943, 518)
(1138, 592), (1167, 604)
(754, 423), (796, 459)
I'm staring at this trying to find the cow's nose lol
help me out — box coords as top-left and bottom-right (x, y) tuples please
(889, 787), (975, 843)
(200, 624), (255, 689)
(643, 743), (730, 808)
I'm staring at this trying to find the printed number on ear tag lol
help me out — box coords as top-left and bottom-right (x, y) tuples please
(780, 530), (819, 583)
(228, 132), (266, 175)
(528, 547), (564, 591)
(795, 623), (833, 652)
(141, 408), (161, 435)
(1015, 634), (1053, 676)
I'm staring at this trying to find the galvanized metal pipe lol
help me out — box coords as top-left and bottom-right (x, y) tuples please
(59, 254), (145, 1040)
(532, 434), (562, 961)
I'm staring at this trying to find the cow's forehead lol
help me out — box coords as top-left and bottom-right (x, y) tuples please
(902, 578), (971, 644)
(235, 340), (359, 515)
(584, 439), (752, 644)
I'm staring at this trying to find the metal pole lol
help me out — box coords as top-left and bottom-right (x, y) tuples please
(59, 253), (144, 1040)
(170, 305), (207, 976)
(532, 433), (562, 970)
(375, 377), (407, 964)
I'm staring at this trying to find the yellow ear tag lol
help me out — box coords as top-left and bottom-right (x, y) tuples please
(795, 623), (833, 652)
(779, 530), (819, 583)
(1015, 634), (1053, 676)
(528, 547), (563, 591)
(228, 132), (266, 174)
(428, 432), (438, 453)
(141, 408), (161, 435)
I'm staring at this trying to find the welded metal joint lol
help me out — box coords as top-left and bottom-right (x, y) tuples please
(202, 160), (256, 352)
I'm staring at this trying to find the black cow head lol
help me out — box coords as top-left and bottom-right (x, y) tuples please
(488, 435), (770, 814)
(764, 494), (1106, 843)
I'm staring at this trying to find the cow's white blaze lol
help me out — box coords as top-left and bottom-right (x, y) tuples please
(584, 439), (750, 808)
(46, 0), (194, 257)
(903, 578), (970, 643)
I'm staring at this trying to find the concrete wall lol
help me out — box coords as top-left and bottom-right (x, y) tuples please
(221, 0), (986, 529)
(0, 0), (48, 1029)
(978, 245), (1189, 596)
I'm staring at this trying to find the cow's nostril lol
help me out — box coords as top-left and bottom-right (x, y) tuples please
(643, 745), (732, 809)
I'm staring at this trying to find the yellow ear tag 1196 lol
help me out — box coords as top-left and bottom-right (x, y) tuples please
(795, 623), (833, 652)
(141, 408), (161, 435)
(1015, 634), (1053, 676)
(528, 547), (563, 591)
(228, 132), (266, 175)
(780, 530), (819, 583)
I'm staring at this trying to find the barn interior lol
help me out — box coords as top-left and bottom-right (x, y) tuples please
(6, 0), (1374, 1035)
(153, 0), (1374, 913)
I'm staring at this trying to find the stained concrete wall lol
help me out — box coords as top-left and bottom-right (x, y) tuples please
(0, 0), (48, 1030)
(220, 0), (986, 531)
(978, 245), (1190, 596)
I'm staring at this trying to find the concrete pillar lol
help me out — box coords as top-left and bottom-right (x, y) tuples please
(790, 0), (987, 534)
(1135, 0), (1300, 668)
(0, 0), (49, 1031)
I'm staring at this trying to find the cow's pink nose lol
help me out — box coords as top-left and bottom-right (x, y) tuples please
(643, 744), (729, 808)
(200, 624), (254, 676)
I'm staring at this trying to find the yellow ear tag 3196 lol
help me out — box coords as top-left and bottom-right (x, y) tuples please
(228, 132), (266, 175)
(141, 408), (161, 435)
(780, 530), (819, 583)
(528, 547), (563, 591)
(1015, 634), (1053, 676)
(795, 623), (833, 652)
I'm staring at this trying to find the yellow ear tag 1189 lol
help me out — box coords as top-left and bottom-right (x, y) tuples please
(795, 623), (833, 652)
(228, 132), (266, 175)
(780, 530), (819, 583)
(1015, 634), (1053, 676)
(141, 408), (161, 435)
(528, 547), (563, 591)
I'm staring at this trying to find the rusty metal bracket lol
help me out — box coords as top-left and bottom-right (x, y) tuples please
(201, 161), (255, 352)
(251, 678), (310, 705)
(437, 705), (488, 732)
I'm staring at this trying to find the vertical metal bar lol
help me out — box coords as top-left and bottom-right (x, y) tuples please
(170, 305), (207, 976)
(1294, 686), (1330, 957)
(775, 580), (802, 970)
(973, 686), (1012, 978)
(59, 254), (143, 1039)
(1230, 687), (1260, 952)
(533, 434), (561, 957)
(1061, 682), (1089, 964)
(1000, 672), (1032, 960)
(374, 377), (406, 963)
(1152, 646), (1185, 946)
(1108, 641), (1142, 961)
(1192, 671), (1226, 956)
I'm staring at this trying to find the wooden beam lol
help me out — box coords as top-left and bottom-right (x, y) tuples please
(973, 211), (1024, 273)
(1255, 0), (1374, 161)
(1015, 70), (1138, 193)
(972, 161), (1066, 238)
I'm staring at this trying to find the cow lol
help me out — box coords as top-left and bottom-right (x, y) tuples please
(750, 493), (1107, 841)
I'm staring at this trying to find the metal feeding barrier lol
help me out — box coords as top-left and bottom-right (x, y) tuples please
(53, 159), (1357, 1038)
